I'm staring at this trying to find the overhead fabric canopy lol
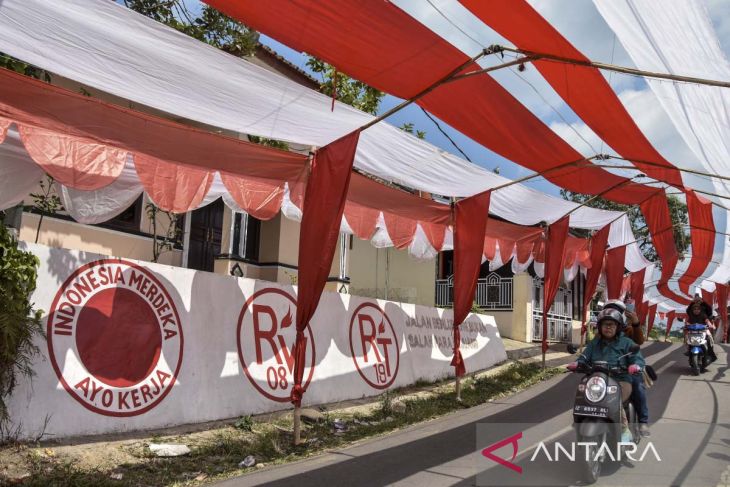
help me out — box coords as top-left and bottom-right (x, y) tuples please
(0, 0), (651, 275)
(201, 0), (677, 276)
(594, 0), (730, 313)
(0, 66), (607, 274)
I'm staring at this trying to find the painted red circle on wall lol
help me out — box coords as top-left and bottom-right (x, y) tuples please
(75, 288), (162, 388)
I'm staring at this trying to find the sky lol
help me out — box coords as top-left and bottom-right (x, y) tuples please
(182, 0), (730, 196)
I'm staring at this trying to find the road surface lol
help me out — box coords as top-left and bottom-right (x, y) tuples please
(217, 342), (729, 487)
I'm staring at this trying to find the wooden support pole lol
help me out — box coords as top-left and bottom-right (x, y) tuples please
(359, 46), (497, 133)
(293, 406), (302, 446)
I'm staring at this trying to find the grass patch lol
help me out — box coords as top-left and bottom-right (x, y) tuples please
(7, 362), (561, 486)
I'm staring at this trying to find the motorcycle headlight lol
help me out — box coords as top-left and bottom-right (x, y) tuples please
(690, 335), (704, 345)
(585, 376), (607, 403)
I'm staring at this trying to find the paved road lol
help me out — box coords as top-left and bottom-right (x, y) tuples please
(218, 342), (729, 487)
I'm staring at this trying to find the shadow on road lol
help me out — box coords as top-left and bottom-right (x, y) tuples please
(246, 342), (688, 487)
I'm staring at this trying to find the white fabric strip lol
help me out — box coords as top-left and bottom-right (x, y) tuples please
(61, 156), (143, 224)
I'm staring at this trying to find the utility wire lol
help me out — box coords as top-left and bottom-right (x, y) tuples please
(419, 107), (472, 162)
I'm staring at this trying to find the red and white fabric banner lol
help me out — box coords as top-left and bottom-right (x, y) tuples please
(666, 310), (676, 337)
(605, 246), (627, 300)
(452, 190), (491, 377)
(630, 268), (647, 325)
(678, 191), (715, 296)
(647, 304), (658, 336)
(291, 131), (360, 406)
(459, 0), (684, 189)
(581, 225), (610, 335)
(542, 216), (569, 353)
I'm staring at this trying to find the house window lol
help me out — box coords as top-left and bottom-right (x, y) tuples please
(99, 195), (143, 233)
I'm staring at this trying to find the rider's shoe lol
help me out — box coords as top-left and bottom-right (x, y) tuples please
(639, 423), (651, 437)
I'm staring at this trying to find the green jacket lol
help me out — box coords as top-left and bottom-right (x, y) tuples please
(578, 333), (645, 382)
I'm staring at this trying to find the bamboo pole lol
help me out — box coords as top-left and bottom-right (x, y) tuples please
(358, 46), (497, 133)
(293, 406), (302, 445)
(499, 46), (730, 89)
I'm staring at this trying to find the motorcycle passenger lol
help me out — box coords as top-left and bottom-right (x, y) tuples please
(568, 308), (645, 442)
(685, 300), (718, 362)
(603, 299), (650, 437)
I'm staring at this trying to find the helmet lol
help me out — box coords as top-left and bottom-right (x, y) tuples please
(603, 299), (627, 314)
(596, 308), (625, 332)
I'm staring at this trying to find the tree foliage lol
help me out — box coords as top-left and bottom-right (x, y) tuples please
(561, 189), (689, 262)
(306, 57), (385, 116)
(0, 219), (44, 425)
(123, 0), (259, 56)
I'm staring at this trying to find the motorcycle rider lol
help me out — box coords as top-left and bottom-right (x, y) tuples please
(603, 299), (650, 437)
(568, 308), (645, 442)
(685, 300), (718, 362)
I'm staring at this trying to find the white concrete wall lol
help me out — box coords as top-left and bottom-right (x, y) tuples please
(7, 243), (507, 439)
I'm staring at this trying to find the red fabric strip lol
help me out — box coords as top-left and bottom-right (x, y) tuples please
(220, 173), (286, 220)
(460, 0), (684, 188)
(382, 212), (418, 249)
(581, 225), (610, 335)
(498, 239), (515, 264)
(542, 216), (569, 353)
(134, 153), (215, 213)
(483, 237), (497, 261)
(421, 222), (447, 252)
(291, 131), (359, 406)
(679, 191), (715, 295)
(0, 117), (11, 144)
(343, 203), (379, 240)
(605, 246), (627, 300)
(19, 125), (126, 190)
(452, 191), (491, 377)
(630, 268), (647, 310)
(647, 304), (658, 336)
(666, 310), (676, 338)
(0, 67), (306, 181)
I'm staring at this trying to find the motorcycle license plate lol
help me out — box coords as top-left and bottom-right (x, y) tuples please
(574, 404), (609, 418)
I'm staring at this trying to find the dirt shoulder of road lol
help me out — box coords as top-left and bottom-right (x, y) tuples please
(0, 352), (573, 487)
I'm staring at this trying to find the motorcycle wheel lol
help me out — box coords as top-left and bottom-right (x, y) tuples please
(690, 355), (700, 376)
(580, 432), (606, 484)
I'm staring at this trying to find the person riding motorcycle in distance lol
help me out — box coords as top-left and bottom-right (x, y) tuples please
(685, 299), (718, 362)
(567, 308), (645, 442)
(602, 299), (650, 436)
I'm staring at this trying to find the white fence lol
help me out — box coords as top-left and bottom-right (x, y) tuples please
(532, 280), (574, 343)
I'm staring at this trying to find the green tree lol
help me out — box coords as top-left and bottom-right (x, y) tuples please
(561, 190), (689, 262)
(29, 175), (63, 244)
(0, 219), (44, 426)
(122, 0), (259, 56)
(306, 58), (385, 116)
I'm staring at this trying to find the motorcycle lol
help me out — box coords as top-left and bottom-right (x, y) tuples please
(685, 323), (710, 376)
(571, 345), (641, 484)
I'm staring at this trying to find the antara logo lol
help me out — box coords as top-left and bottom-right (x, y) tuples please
(481, 432), (523, 474)
(481, 432), (662, 472)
